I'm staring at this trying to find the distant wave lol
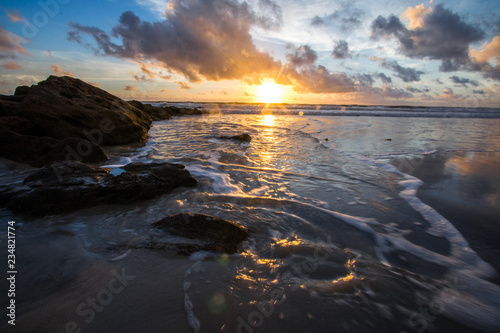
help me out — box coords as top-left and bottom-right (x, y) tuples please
(151, 102), (500, 118)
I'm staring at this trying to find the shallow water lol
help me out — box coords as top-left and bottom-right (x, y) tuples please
(1, 114), (500, 332)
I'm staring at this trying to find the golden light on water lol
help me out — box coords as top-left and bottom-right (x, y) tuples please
(257, 79), (284, 104)
(263, 114), (275, 126)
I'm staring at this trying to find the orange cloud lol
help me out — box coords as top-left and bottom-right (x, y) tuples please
(7, 10), (24, 23)
(470, 36), (500, 65)
(0, 25), (30, 58)
(401, 3), (433, 29)
(1, 60), (22, 70)
(51, 64), (74, 77)
(124, 85), (137, 91)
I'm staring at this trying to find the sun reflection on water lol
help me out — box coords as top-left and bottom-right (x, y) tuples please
(263, 114), (275, 127)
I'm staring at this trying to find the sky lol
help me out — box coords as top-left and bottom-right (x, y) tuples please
(0, 0), (499, 106)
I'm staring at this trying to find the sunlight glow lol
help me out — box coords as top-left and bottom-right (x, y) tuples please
(263, 114), (274, 126)
(257, 79), (284, 104)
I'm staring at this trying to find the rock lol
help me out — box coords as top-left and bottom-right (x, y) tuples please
(0, 116), (35, 135)
(0, 76), (152, 145)
(128, 100), (172, 121)
(14, 85), (30, 96)
(0, 131), (109, 167)
(219, 133), (252, 142)
(128, 100), (208, 121)
(153, 213), (248, 254)
(0, 161), (197, 215)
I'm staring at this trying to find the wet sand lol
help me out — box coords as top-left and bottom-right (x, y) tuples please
(391, 152), (500, 283)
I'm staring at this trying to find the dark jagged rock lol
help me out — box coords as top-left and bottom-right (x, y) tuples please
(0, 131), (109, 167)
(219, 133), (252, 142)
(128, 100), (172, 121)
(0, 116), (35, 135)
(128, 100), (208, 121)
(14, 85), (30, 96)
(0, 161), (197, 215)
(153, 213), (249, 254)
(0, 76), (152, 145)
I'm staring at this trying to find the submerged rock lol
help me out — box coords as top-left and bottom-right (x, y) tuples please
(219, 133), (252, 142)
(0, 131), (109, 167)
(0, 161), (197, 215)
(153, 213), (249, 254)
(0, 76), (152, 145)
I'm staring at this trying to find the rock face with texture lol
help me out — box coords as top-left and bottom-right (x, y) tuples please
(128, 100), (208, 121)
(0, 131), (109, 167)
(0, 161), (197, 215)
(0, 76), (152, 145)
(219, 133), (252, 142)
(153, 213), (249, 254)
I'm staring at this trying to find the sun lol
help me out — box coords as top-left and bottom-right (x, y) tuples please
(257, 79), (284, 104)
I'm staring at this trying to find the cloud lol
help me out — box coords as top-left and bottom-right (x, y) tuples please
(124, 85), (137, 91)
(1, 60), (22, 70)
(370, 56), (424, 82)
(401, 3), (433, 29)
(68, 0), (284, 84)
(362, 85), (413, 99)
(310, 16), (325, 27)
(51, 64), (74, 77)
(175, 81), (192, 90)
(438, 87), (465, 101)
(312, 3), (364, 31)
(470, 35), (500, 65)
(160, 88), (169, 92)
(371, 4), (484, 72)
(449, 76), (479, 87)
(377, 72), (392, 84)
(332, 40), (352, 59)
(130, 72), (151, 82)
(473, 89), (486, 95)
(0, 25), (30, 59)
(286, 44), (318, 67)
(405, 85), (423, 93)
(287, 64), (357, 94)
(7, 10), (24, 23)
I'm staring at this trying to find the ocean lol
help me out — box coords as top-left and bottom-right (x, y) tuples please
(1, 103), (499, 332)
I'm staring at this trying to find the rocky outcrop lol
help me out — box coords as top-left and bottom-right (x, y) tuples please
(0, 161), (197, 215)
(0, 131), (108, 167)
(153, 213), (249, 254)
(0, 76), (152, 145)
(128, 100), (208, 121)
(0, 116), (35, 135)
(128, 100), (172, 121)
(219, 133), (252, 142)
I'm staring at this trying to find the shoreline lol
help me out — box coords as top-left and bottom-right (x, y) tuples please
(391, 151), (500, 283)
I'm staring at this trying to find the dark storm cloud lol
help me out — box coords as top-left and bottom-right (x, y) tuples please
(405, 85), (423, 93)
(354, 73), (374, 86)
(360, 85), (413, 99)
(286, 44), (318, 67)
(310, 3), (364, 31)
(284, 44), (362, 94)
(370, 4), (485, 72)
(332, 40), (351, 59)
(68, 0), (284, 83)
(288, 64), (357, 93)
(449, 75), (479, 87)
(377, 73), (392, 84)
(310, 16), (324, 27)
(370, 56), (424, 82)
(473, 89), (486, 95)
